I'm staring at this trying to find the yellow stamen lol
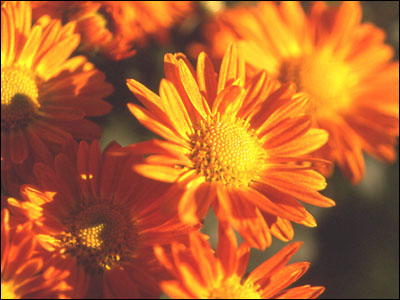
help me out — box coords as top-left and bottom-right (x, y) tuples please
(1, 65), (40, 130)
(61, 203), (137, 273)
(280, 52), (358, 117)
(209, 276), (261, 299)
(78, 223), (105, 249)
(189, 113), (265, 187)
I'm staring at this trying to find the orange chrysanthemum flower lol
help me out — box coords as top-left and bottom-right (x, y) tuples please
(31, 1), (194, 60)
(7, 140), (197, 298)
(1, 209), (71, 299)
(126, 44), (335, 250)
(200, 1), (399, 183)
(1, 2), (113, 165)
(155, 223), (325, 299)
(1, 1), (112, 190)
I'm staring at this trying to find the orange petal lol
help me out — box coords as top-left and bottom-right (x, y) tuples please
(260, 175), (335, 208)
(161, 280), (194, 299)
(212, 85), (243, 115)
(265, 169), (327, 191)
(178, 179), (215, 225)
(260, 262), (310, 298)
(247, 242), (302, 284)
(215, 187), (271, 250)
(103, 267), (140, 299)
(262, 116), (312, 149)
(127, 103), (184, 145)
(217, 42), (245, 92)
(237, 187), (307, 222)
(126, 78), (165, 115)
(275, 285), (325, 299)
(197, 52), (218, 108)
(189, 232), (218, 285)
(268, 215), (294, 242)
(267, 128), (329, 157)
(9, 128), (29, 164)
(159, 78), (193, 138)
(178, 59), (209, 119)
(235, 243), (251, 278)
(216, 222), (238, 277)
(133, 164), (185, 183)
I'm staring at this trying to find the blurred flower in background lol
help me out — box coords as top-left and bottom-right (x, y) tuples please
(32, 1), (194, 60)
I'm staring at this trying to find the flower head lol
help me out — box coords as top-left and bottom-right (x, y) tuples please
(155, 223), (325, 299)
(7, 140), (197, 298)
(32, 1), (194, 60)
(200, 1), (399, 183)
(1, 209), (71, 299)
(126, 44), (334, 249)
(1, 2), (113, 174)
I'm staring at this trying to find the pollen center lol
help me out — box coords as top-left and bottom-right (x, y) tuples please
(1, 65), (40, 130)
(189, 114), (265, 187)
(61, 203), (137, 273)
(280, 52), (357, 117)
(209, 276), (261, 299)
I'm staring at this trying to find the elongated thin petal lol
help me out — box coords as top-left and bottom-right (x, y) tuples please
(217, 42), (245, 92)
(247, 242), (302, 284)
(178, 59), (209, 119)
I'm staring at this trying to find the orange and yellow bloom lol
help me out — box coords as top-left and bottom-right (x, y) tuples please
(200, 1), (399, 184)
(155, 223), (325, 299)
(7, 140), (197, 298)
(32, 1), (194, 60)
(126, 44), (334, 250)
(1, 1), (113, 176)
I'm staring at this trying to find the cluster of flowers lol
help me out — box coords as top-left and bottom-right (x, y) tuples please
(1, 1), (398, 299)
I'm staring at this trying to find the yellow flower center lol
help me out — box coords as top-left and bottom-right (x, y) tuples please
(280, 52), (358, 118)
(1, 281), (19, 299)
(1, 65), (40, 130)
(209, 276), (261, 299)
(189, 114), (265, 187)
(61, 203), (138, 273)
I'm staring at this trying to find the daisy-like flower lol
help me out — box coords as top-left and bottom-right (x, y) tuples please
(126, 44), (335, 250)
(31, 1), (194, 60)
(200, 1), (399, 183)
(7, 140), (197, 298)
(1, 209), (71, 299)
(155, 223), (325, 299)
(1, 2), (113, 173)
